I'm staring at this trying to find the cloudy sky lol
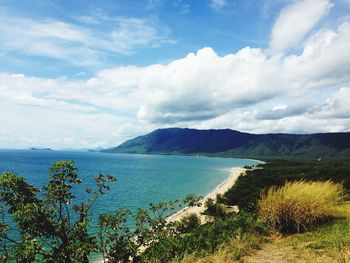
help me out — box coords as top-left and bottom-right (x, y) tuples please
(1, 0), (350, 149)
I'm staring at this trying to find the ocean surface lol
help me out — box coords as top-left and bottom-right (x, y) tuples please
(0, 149), (258, 259)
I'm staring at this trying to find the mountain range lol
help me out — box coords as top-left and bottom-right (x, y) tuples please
(103, 128), (350, 159)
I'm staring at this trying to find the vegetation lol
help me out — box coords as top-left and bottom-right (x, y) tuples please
(246, 204), (350, 263)
(277, 204), (350, 262)
(259, 180), (345, 233)
(1, 159), (350, 262)
(224, 159), (350, 212)
(172, 230), (266, 263)
(0, 161), (208, 262)
(0, 161), (116, 262)
(158, 212), (267, 262)
(103, 127), (350, 159)
(177, 213), (200, 233)
(203, 198), (227, 218)
(98, 200), (184, 262)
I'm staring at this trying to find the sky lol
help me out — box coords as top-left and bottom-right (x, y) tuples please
(1, 0), (350, 149)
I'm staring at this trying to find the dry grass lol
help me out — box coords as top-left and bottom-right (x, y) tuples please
(259, 180), (345, 233)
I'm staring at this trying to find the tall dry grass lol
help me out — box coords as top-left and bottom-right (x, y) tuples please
(259, 180), (345, 233)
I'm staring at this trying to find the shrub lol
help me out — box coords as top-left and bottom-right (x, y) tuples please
(259, 180), (345, 233)
(224, 160), (350, 213)
(204, 198), (216, 215)
(0, 161), (116, 262)
(204, 198), (228, 218)
(216, 193), (227, 203)
(177, 213), (201, 233)
(170, 212), (267, 262)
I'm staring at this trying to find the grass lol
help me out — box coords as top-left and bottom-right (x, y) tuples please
(170, 185), (349, 263)
(281, 203), (350, 262)
(250, 204), (350, 263)
(259, 180), (345, 233)
(171, 231), (266, 263)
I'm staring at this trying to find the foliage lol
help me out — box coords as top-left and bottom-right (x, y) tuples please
(0, 161), (206, 262)
(0, 161), (115, 263)
(204, 198), (216, 215)
(172, 231), (265, 263)
(143, 212), (268, 262)
(224, 159), (350, 212)
(176, 213), (200, 233)
(204, 204), (226, 219)
(215, 193), (226, 203)
(259, 180), (345, 233)
(4, 159), (349, 262)
(104, 127), (350, 159)
(248, 204), (350, 262)
(99, 199), (184, 263)
(183, 194), (202, 208)
(204, 198), (227, 218)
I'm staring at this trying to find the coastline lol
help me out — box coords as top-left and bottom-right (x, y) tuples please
(94, 166), (247, 262)
(166, 166), (246, 223)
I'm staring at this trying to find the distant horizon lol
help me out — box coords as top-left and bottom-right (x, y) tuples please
(2, 127), (350, 150)
(1, 0), (350, 149)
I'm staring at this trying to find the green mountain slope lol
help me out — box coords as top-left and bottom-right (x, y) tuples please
(103, 128), (350, 159)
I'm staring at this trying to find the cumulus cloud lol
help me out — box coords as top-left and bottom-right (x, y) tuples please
(282, 22), (350, 88)
(269, 0), (333, 54)
(130, 21), (350, 124)
(134, 47), (278, 123)
(1, 0), (350, 148)
(0, 11), (174, 65)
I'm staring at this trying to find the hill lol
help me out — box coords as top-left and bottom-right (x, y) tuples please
(103, 128), (350, 159)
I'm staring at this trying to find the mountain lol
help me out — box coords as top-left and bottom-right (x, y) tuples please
(103, 128), (350, 159)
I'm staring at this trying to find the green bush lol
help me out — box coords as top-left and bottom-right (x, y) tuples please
(150, 212), (265, 261)
(177, 213), (200, 233)
(204, 198), (227, 218)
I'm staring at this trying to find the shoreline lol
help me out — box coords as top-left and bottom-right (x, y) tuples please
(166, 166), (246, 223)
(94, 166), (248, 262)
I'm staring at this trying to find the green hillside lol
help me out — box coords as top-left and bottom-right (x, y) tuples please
(103, 128), (350, 159)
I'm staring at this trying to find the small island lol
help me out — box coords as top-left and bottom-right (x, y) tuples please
(30, 147), (53, 151)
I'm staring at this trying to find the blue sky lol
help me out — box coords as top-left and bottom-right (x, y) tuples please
(0, 0), (350, 149)
(0, 0), (282, 77)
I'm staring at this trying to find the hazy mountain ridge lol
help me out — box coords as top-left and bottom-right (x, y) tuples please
(103, 128), (350, 159)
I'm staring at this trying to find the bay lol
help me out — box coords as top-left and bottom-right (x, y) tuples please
(0, 149), (258, 259)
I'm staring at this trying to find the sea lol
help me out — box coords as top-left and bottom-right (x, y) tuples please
(0, 149), (258, 260)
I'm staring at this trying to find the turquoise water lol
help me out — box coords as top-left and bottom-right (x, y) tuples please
(0, 149), (258, 259)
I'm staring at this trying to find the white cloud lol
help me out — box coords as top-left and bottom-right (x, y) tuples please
(0, 11), (174, 65)
(282, 22), (350, 90)
(316, 87), (350, 119)
(192, 97), (350, 134)
(269, 0), (333, 54)
(128, 21), (350, 125)
(1, 1), (350, 148)
(210, 0), (228, 10)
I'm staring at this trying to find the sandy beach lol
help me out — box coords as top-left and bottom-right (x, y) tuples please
(94, 166), (246, 262)
(167, 167), (246, 223)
